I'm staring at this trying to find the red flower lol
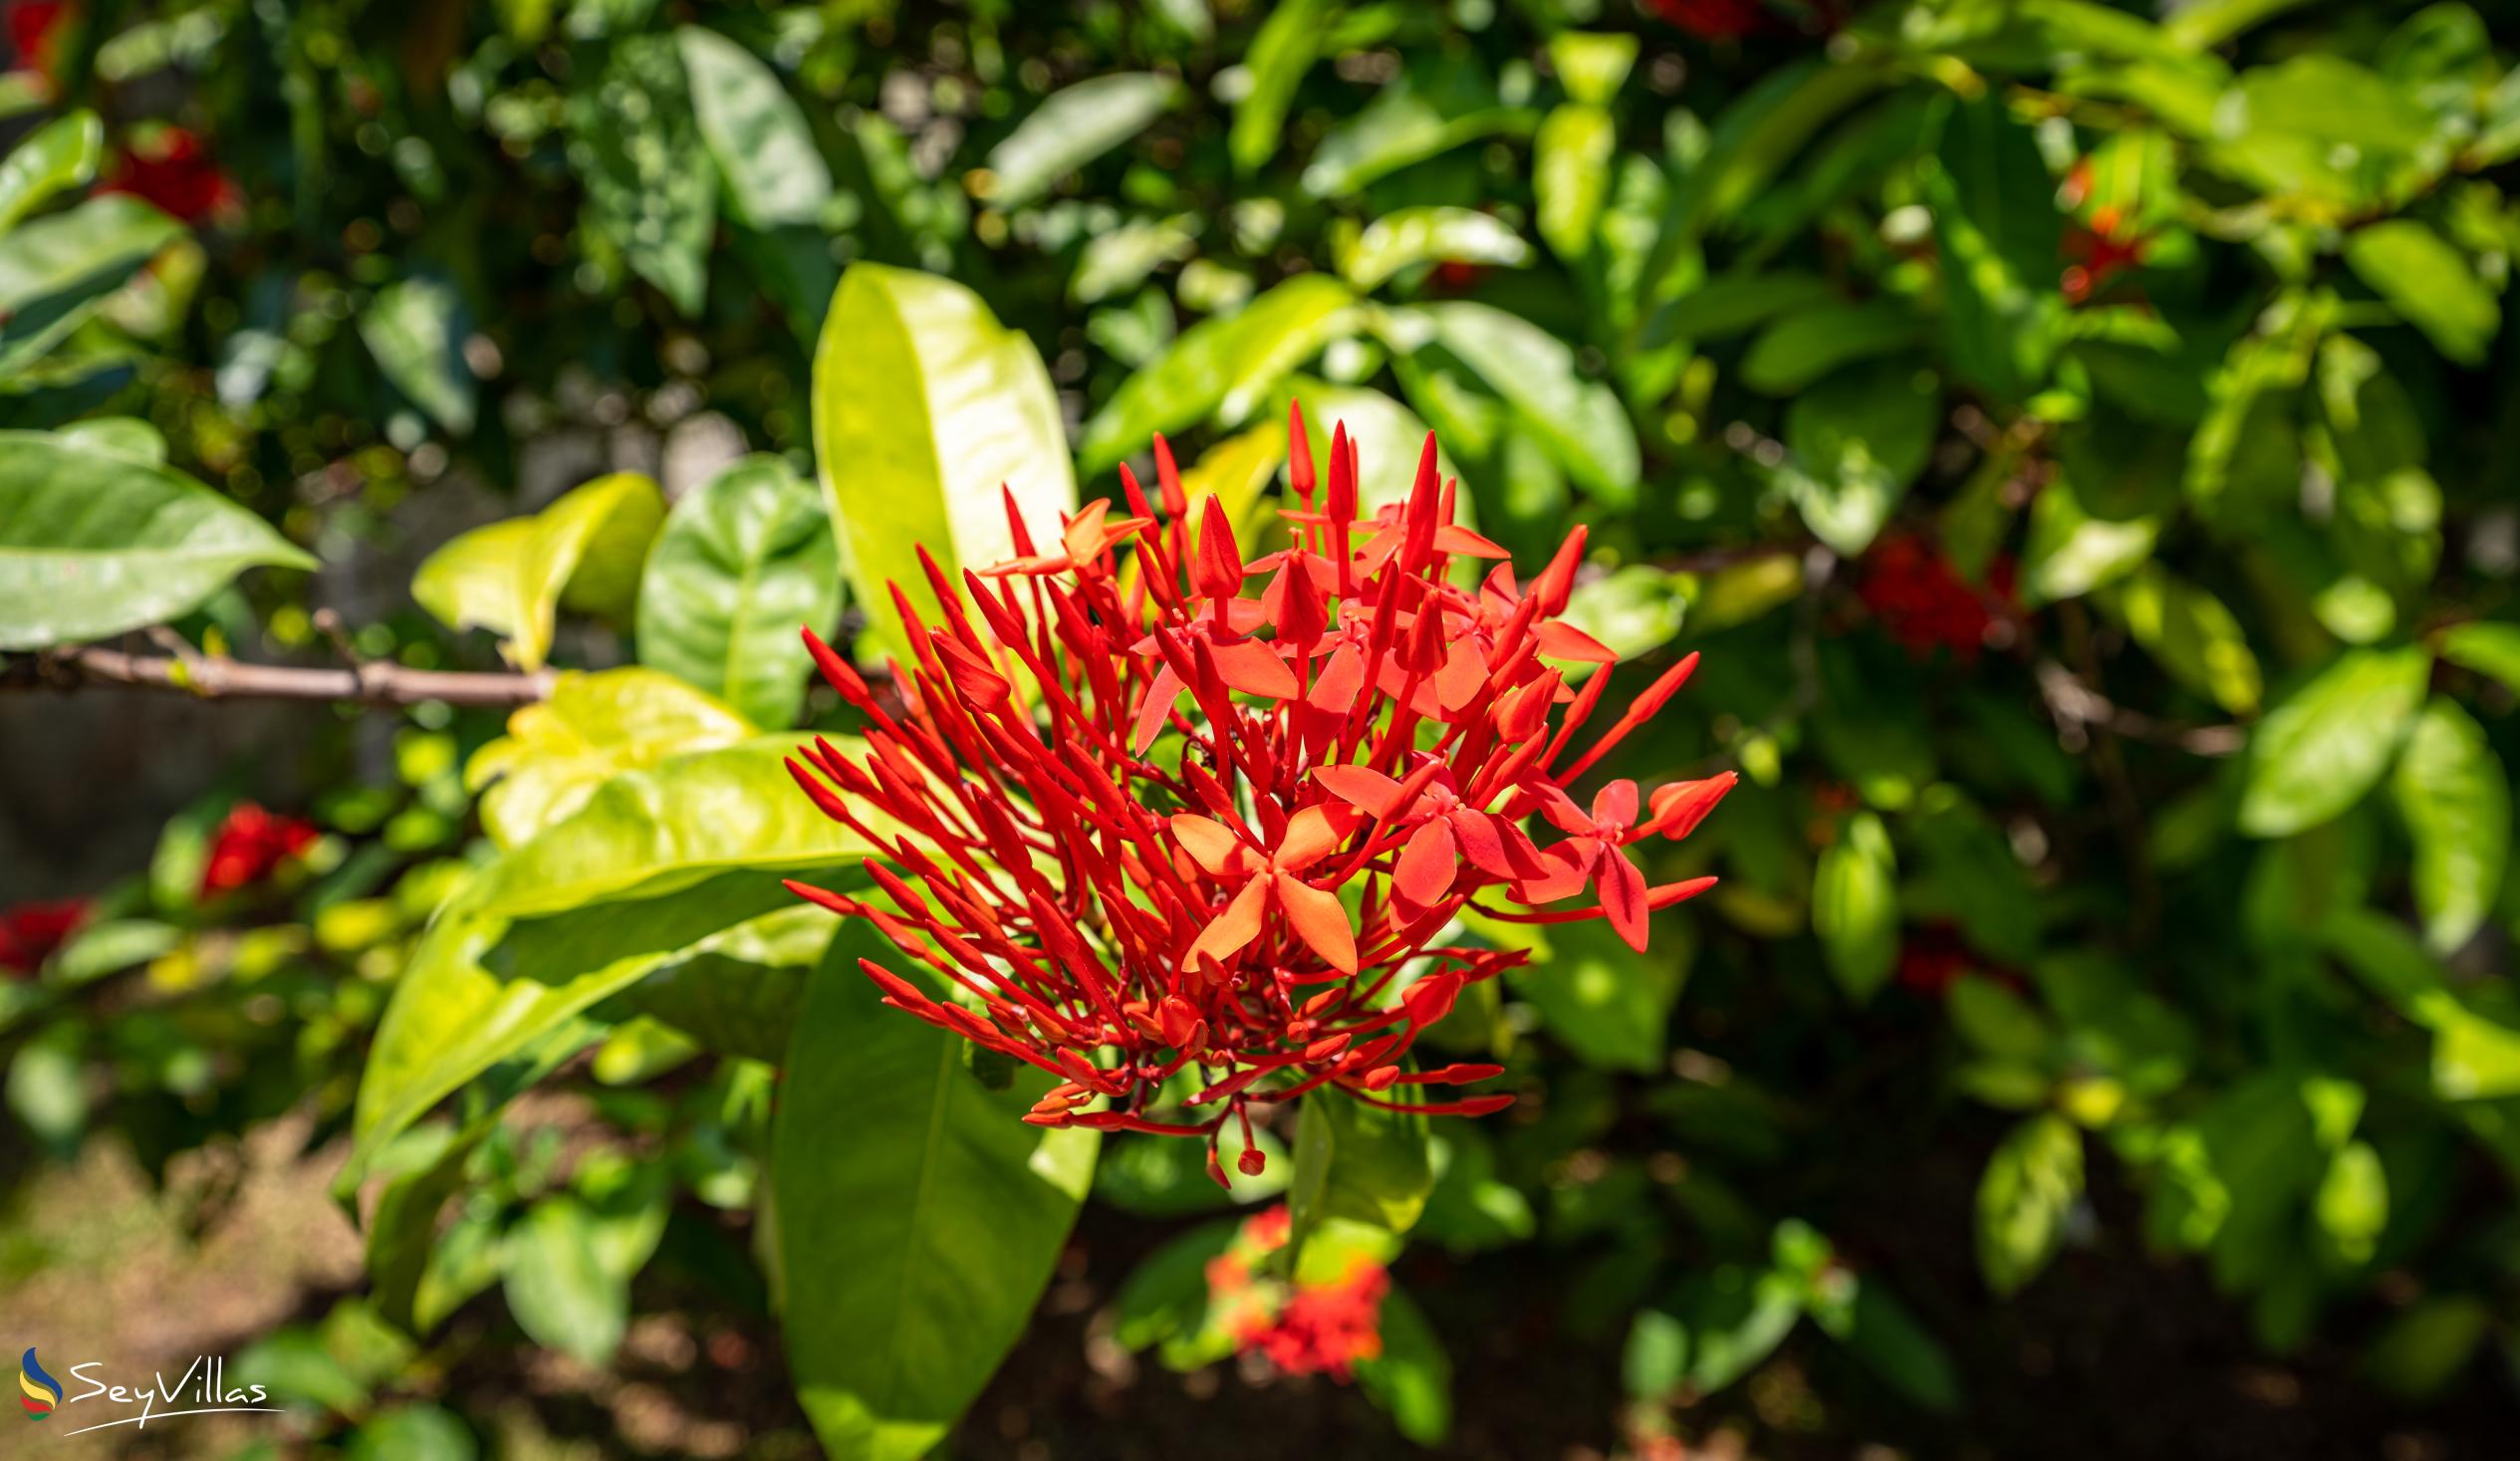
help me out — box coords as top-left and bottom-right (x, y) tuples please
(199, 802), (319, 895)
(0, 897), (88, 974)
(2057, 158), (2151, 307)
(6, 0), (69, 79)
(1856, 534), (2016, 661)
(786, 408), (1730, 1180)
(100, 127), (238, 225)
(1896, 923), (2018, 999)
(1647, 0), (1769, 40)
(1204, 1204), (1389, 1380)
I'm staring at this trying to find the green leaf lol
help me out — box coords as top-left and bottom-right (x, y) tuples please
(677, 26), (833, 228)
(1558, 566), (1688, 669)
(0, 110), (102, 233)
(2363, 1296), (2489, 1400)
(0, 193), (181, 377)
(812, 263), (1077, 662)
(2438, 620), (2520, 694)
(2238, 646), (2431, 838)
(1300, 58), (1533, 198)
(1549, 32), (1638, 107)
(2019, 480), (2159, 606)
(1290, 1089), (1434, 1250)
(1229, 0), (1338, 173)
(1738, 299), (1925, 395)
(466, 667), (756, 850)
(360, 274), (475, 435)
(347, 1404), (478, 1461)
(634, 455), (839, 730)
(982, 73), (1180, 209)
(1814, 812), (1898, 1002)
(411, 472), (665, 671)
(2313, 1139), (2388, 1266)
(1340, 206), (1532, 291)
(569, 34), (715, 314)
(1081, 273), (1357, 471)
(0, 430), (315, 649)
(2099, 564), (2263, 715)
(2344, 220), (2499, 366)
(1071, 213), (1199, 305)
(503, 1196), (629, 1363)
(1839, 1280), (1961, 1412)
(1535, 105), (1618, 262)
(2390, 697), (2509, 952)
(1779, 358), (1940, 556)
(1509, 915), (1684, 1074)
(1405, 302), (1638, 502)
(1111, 1220), (1237, 1353)
(773, 927), (1096, 1461)
(1923, 94), (2066, 395)
(622, 904), (826, 1062)
(1356, 1289), (1451, 1446)
(1976, 1112), (2083, 1295)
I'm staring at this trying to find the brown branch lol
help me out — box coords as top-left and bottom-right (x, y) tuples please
(3, 644), (553, 709)
(2033, 658), (2245, 758)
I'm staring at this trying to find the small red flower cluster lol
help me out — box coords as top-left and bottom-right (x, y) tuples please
(786, 411), (1731, 1179)
(5, 0), (68, 79)
(1205, 1206), (1389, 1381)
(1647, 0), (1769, 41)
(2057, 159), (2149, 307)
(101, 127), (238, 225)
(200, 802), (319, 896)
(0, 897), (87, 975)
(1856, 534), (2016, 661)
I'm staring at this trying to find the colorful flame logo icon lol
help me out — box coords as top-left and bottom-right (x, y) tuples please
(19, 1347), (62, 1420)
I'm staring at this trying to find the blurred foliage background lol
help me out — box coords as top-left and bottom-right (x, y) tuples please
(4, 0), (2520, 1457)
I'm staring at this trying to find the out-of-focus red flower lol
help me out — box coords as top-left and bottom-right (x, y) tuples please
(0, 897), (88, 975)
(100, 127), (239, 225)
(787, 406), (1731, 1181)
(6, 0), (69, 79)
(199, 802), (319, 895)
(1203, 1204), (1390, 1381)
(2057, 158), (2151, 307)
(1897, 923), (2022, 999)
(1647, 0), (1769, 40)
(1856, 534), (2017, 661)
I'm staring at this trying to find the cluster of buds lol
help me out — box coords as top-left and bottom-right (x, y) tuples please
(786, 408), (1732, 1183)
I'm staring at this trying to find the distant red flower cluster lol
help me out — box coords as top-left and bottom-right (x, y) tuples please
(787, 409), (1732, 1181)
(101, 127), (238, 225)
(6, 0), (68, 78)
(1205, 1206), (1389, 1380)
(200, 802), (318, 895)
(2058, 159), (2149, 307)
(1856, 534), (2016, 661)
(0, 897), (87, 975)
(1646, 0), (1769, 41)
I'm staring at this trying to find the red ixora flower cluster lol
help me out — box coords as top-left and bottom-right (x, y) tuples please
(200, 802), (319, 896)
(0, 897), (87, 975)
(1856, 533), (2017, 661)
(101, 127), (238, 225)
(785, 409), (1733, 1181)
(1206, 1206), (1388, 1380)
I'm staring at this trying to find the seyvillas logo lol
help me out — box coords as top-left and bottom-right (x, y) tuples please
(19, 1349), (62, 1420)
(12, 1348), (283, 1437)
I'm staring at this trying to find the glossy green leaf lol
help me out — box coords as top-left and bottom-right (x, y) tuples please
(812, 263), (1077, 661)
(1549, 32), (1638, 107)
(678, 26), (833, 228)
(1407, 302), (1638, 502)
(634, 455), (839, 730)
(1839, 1280), (1961, 1412)
(411, 472), (665, 671)
(568, 34), (714, 314)
(2101, 564), (2263, 715)
(2438, 620), (2520, 694)
(1356, 1290), (1451, 1445)
(0, 429), (315, 649)
(1290, 1089), (1434, 1250)
(1071, 213), (1199, 305)
(774, 927), (1097, 1461)
(1509, 915), (1684, 1074)
(983, 73), (1180, 209)
(2363, 1296), (2489, 1400)
(360, 274), (475, 434)
(466, 667), (756, 850)
(2390, 697), (2509, 952)
(1535, 105), (1617, 261)
(1814, 812), (1898, 1002)
(1301, 59), (1532, 198)
(1780, 358), (1939, 556)
(2019, 480), (2159, 606)
(0, 194), (181, 376)
(503, 1196), (629, 1363)
(2238, 646), (2431, 838)
(1976, 1111), (2083, 1295)
(1082, 273), (1357, 471)
(2344, 220), (2499, 366)
(1229, 0), (1338, 173)
(1558, 566), (1688, 669)
(1340, 206), (1531, 291)
(347, 1404), (478, 1461)
(0, 109), (101, 233)
(1739, 299), (1925, 395)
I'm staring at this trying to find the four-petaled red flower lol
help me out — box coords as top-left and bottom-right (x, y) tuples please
(199, 802), (319, 895)
(0, 897), (87, 975)
(785, 407), (1732, 1181)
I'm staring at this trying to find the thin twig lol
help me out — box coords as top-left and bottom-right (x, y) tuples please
(3, 644), (553, 709)
(2033, 658), (2245, 758)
